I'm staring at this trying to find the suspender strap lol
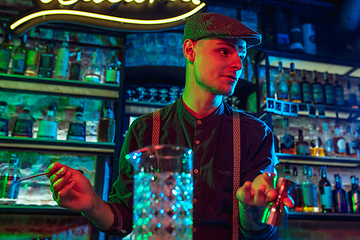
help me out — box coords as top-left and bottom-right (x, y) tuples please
(232, 111), (241, 240)
(152, 110), (161, 146)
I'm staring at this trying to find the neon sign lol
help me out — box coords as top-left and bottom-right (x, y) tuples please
(6, 0), (207, 36)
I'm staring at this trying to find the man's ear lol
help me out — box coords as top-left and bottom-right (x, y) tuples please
(183, 39), (196, 63)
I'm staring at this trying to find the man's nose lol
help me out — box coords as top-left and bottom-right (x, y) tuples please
(231, 53), (243, 70)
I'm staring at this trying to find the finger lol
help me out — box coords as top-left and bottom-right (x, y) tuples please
(262, 172), (276, 185)
(265, 189), (278, 202)
(46, 163), (64, 178)
(52, 171), (72, 193)
(254, 185), (267, 204)
(237, 181), (252, 202)
(282, 196), (295, 208)
(50, 166), (67, 183)
(57, 180), (76, 205)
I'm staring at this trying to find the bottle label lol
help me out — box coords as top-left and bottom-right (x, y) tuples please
(26, 50), (39, 66)
(301, 83), (312, 103)
(335, 87), (345, 105)
(296, 144), (310, 155)
(55, 48), (70, 78)
(320, 186), (332, 209)
(290, 82), (301, 101)
(0, 118), (9, 136)
(281, 134), (294, 149)
(67, 122), (86, 141)
(350, 141), (357, 155)
(0, 49), (11, 71)
(39, 53), (54, 69)
(302, 184), (315, 206)
(312, 84), (324, 104)
(12, 53), (26, 73)
(12, 119), (33, 135)
(324, 85), (335, 104)
(38, 121), (57, 139)
(277, 80), (289, 99)
(105, 69), (120, 84)
(348, 93), (357, 106)
(326, 139), (334, 152)
(337, 138), (346, 153)
(84, 75), (101, 83)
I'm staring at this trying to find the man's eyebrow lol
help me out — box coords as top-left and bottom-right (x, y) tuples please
(215, 42), (246, 54)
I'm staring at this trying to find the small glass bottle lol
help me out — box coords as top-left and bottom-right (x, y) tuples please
(289, 63), (301, 103)
(276, 61), (289, 101)
(11, 34), (28, 75)
(300, 69), (312, 103)
(38, 41), (54, 78)
(54, 33), (70, 79)
(295, 129), (310, 155)
(318, 166), (333, 213)
(0, 154), (21, 199)
(309, 123), (325, 157)
(69, 48), (83, 81)
(350, 127), (360, 158)
(0, 101), (9, 137)
(322, 123), (334, 156)
(11, 107), (35, 138)
(311, 71), (324, 105)
(345, 81), (358, 107)
(332, 174), (348, 213)
(24, 30), (40, 77)
(105, 55), (121, 84)
(83, 52), (102, 83)
(280, 118), (296, 154)
(0, 34), (12, 74)
(323, 72), (335, 105)
(333, 124), (346, 155)
(334, 74), (345, 106)
(37, 105), (58, 140)
(292, 166), (304, 212)
(348, 175), (360, 213)
(302, 165), (315, 212)
(67, 107), (86, 141)
(97, 105), (116, 143)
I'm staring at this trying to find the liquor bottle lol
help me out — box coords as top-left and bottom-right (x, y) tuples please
(276, 61), (289, 101)
(283, 162), (291, 179)
(332, 174), (348, 213)
(302, 165), (315, 212)
(295, 129), (310, 155)
(289, 63), (301, 102)
(311, 71), (324, 104)
(318, 166), (333, 213)
(309, 123), (325, 157)
(37, 105), (57, 140)
(24, 30), (40, 77)
(350, 127), (360, 158)
(274, 134), (280, 153)
(333, 124), (346, 155)
(345, 125), (356, 156)
(0, 154), (21, 199)
(105, 54), (120, 84)
(292, 166), (304, 212)
(69, 48), (83, 81)
(288, 14), (304, 53)
(54, 33), (70, 79)
(83, 52), (102, 83)
(334, 74), (345, 106)
(0, 33), (12, 74)
(348, 175), (360, 213)
(345, 81), (357, 107)
(11, 107), (35, 138)
(280, 118), (296, 154)
(11, 34), (28, 75)
(323, 72), (335, 105)
(38, 41), (54, 78)
(322, 123), (335, 156)
(97, 105), (115, 143)
(300, 69), (312, 103)
(67, 107), (86, 141)
(0, 101), (9, 137)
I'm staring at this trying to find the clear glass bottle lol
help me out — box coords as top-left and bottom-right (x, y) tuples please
(54, 33), (70, 79)
(289, 63), (301, 103)
(69, 48), (83, 81)
(323, 72), (335, 105)
(83, 52), (102, 83)
(276, 61), (289, 101)
(345, 81), (358, 107)
(38, 41), (54, 78)
(296, 129), (310, 155)
(0, 33), (12, 74)
(351, 127), (360, 158)
(318, 166), (333, 213)
(333, 124), (346, 155)
(300, 69), (312, 103)
(97, 105), (116, 143)
(0, 101), (9, 137)
(332, 174), (348, 213)
(334, 75), (345, 106)
(311, 70), (324, 105)
(261, 66), (276, 103)
(348, 175), (360, 213)
(105, 54), (120, 84)
(323, 123), (335, 156)
(37, 105), (58, 140)
(309, 123), (325, 157)
(302, 165), (315, 212)
(292, 166), (304, 212)
(67, 107), (86, 141)
(24, 30), (40, 77)
(0, 154), (21, 199)
(11, 107), (35, 138)
(280, 118), (296, 154)
(11, 34), (28, 75)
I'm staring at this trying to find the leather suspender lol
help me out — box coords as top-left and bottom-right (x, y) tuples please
(152, 109), (241, 239)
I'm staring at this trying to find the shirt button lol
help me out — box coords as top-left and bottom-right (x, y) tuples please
(195, 140), (200, 144)
(193, 227), (196, 232)
(194, 169), (199, 174)
(197, 120), (201, 124)
(193, 198), (197, 204)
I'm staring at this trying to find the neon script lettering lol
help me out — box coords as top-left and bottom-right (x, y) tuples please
(40, 0), (202, 5)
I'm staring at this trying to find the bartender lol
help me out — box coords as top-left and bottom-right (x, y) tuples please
(46, 12), (294, 240)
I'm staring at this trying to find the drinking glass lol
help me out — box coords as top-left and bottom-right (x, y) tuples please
(136, 87), (147, 102)
(148, 88), (158, 103)
(159, 88), (169, 104)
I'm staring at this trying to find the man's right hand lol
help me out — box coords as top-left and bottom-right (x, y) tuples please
(46, 162), (97, 213)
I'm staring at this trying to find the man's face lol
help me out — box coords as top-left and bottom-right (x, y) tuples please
(192, 37), (247, 96)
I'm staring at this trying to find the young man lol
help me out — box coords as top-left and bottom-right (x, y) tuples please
(47, 13), (294, 239)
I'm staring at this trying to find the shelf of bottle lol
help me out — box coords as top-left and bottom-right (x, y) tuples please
(0, 73), (119, 100)
(0, 204), (80, 215)
(277, 153), (360, 167)
(289, 211), (360, 221)
(0, 136), (115, 155)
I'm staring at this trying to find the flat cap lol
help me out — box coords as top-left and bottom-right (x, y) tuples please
(183, 12), (262, 48)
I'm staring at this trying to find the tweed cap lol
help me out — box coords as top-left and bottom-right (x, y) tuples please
(183, 12), (262, 48)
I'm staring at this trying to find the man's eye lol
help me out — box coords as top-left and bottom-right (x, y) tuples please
(219, 49), (228, 54)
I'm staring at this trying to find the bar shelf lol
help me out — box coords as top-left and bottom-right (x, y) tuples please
(277, 153), (360, 167)
(289, 212), (360, 221)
